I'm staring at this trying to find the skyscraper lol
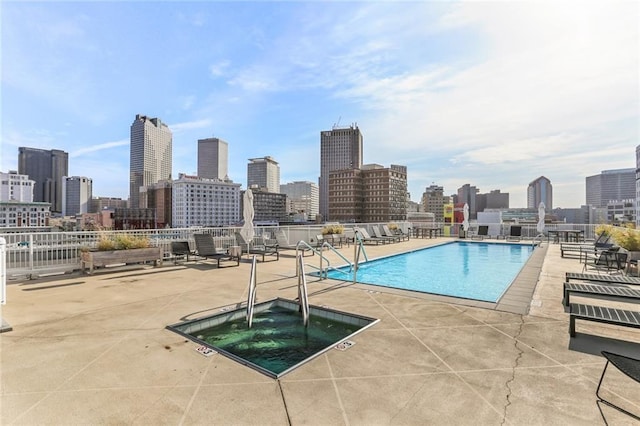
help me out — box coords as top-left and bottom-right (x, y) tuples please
(247, 156), (280, 193)
(62, 176), (93, 216)
(198, 137), (228, 180)
(527, 176), (552, 209)
(586, 169), (635, 208)
(319, 124), (363, 220)
(18, 147), (68, 214)
(129, 114), (172, 209)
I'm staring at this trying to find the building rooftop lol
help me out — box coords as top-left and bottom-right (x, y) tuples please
(2, 239), (639, 424)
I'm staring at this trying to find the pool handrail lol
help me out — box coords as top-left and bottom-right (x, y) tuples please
(296, 253), (310, 327)
(246, 256), (258, 328)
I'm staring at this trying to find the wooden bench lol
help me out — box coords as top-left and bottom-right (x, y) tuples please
(563, 282), (640, 307)
(569, 303), (640, 337)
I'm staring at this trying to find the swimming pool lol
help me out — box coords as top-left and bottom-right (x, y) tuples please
(324, 241), (535, 302)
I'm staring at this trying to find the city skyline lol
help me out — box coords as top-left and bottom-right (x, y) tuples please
(2, 2), (637, 208)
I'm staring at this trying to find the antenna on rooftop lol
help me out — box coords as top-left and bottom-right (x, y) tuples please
(333, 116), (342, 129)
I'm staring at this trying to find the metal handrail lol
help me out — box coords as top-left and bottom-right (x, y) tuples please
(296, 254), (309, 327)
(246, 256), (258, 328)
(295, 240), (353, 279)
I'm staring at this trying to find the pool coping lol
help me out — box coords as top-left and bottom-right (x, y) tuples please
(321, 240), (547, 315)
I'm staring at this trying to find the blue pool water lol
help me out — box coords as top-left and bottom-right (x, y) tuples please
(324, 241), (534, 302)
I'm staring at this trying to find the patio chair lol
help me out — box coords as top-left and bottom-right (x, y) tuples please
(355, 228), (386, 245)
(596, 351), (640, 423)
(507, 225), (522, 242)
(274, 230), (313, 256)
(235, 232), (279, 262)
(582, 247), (627, 274)
(471, 225), (489, 240)
(193, 233), (240, 267)
(371, 225), (398, 243)
(171, 241), (194, 264)
(382, 225), (409, 241)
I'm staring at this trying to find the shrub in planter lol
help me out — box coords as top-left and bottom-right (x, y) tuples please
(321, 224), (344, 235)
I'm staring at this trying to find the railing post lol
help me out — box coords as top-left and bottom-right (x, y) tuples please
(1, 237), (6, 305)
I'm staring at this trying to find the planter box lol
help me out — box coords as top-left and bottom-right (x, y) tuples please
(81, 247), (163, 274)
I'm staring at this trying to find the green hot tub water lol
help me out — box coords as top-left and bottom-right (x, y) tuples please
(168, 298), (378, 378)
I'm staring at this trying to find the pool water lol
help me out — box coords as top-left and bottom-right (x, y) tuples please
(324, 241), (534, 302)
(168, 298), (378, 378)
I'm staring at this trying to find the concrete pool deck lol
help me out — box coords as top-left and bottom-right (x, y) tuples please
(2, 238), (639, 425)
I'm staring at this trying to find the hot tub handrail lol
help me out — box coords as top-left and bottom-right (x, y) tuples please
(296, 253), (310, 327)
(246, 256), (258, 328)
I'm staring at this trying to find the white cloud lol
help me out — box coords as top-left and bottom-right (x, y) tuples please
(70, 139), (129, 158)
(170, 119), (213, 132)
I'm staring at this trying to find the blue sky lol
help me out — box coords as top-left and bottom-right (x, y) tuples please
(1, 1), (638, 208)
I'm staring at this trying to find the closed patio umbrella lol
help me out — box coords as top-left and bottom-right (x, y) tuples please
(537, 202), (546, 234)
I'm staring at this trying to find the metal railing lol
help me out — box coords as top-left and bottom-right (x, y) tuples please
(0, 222), (600, 278)
(296, 254), (309, 327)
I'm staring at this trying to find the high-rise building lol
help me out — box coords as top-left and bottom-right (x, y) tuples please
(129, 114), (172, 209)
(90, 197), (127, 213)
(140, 180), (172, 228)
(319, 124), (363, 221)
(527, 176), (552, 209)
(247, 156), (280, 193)
(280, 181), (319, 221)
(586, 168), (635, 208)
(0, 171), (35, 202)
(421, 185), (446, 222)
(18, 147), (68, 213)
(636, 145), (640, 226)
(457, 184), (480, 219)
(62, 176), (92, 216)
(172, 174), (241, 227)
(198, 137), (228, 180)
(241, 188), (287, 224)
(328, 164), (407, 223)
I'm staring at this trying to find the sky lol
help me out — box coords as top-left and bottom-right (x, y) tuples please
(1, 1), (638, 208)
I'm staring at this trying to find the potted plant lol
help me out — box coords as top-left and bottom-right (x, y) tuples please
(321, 224), (344, 235)
(80, 234), (162, 274)
(610, 225), (640, 257)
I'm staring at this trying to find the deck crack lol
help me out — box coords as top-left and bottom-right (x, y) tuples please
(501, 316), (525, 426)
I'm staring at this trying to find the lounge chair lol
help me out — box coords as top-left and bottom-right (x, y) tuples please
(371, 225), (398, 243)
(382, 225), (409, 241)
(569, 302), (640, 337)
(565, 272), (640, 286)
(596, 351), (640, 422)
(235, 232), (279, 262)
(563, 281), (640, 307)
(471, 225), (489, 240)
(274, 230), (313, 256)
(507, 225), (522, 241)
(355, 228), (386, 245)
(171, 241), (194, 264)
(193, 234), (240, 267)
(560, 234), (614, 258)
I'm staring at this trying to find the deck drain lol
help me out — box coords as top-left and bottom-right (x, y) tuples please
(335, 340), (356, 351)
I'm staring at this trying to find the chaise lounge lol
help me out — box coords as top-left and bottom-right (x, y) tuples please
(193, 233), (240, 267)
(235, 232), (279, 262)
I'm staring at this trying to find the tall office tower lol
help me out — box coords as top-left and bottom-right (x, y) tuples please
(319, 124), (363, 221)
(527, 176), (553, 210)
(172, 174), (241, 227)
(457, 183), (480, 219)
(0, 171), (35, 202)
(62, 176), (93, 216)
(586, 168), (635, 208)
(129, 114), (173, 209)
(421, 185), (445, 222)
(198, 137), (228, 180)
(328, 163), (407, 223)
(280, 181), (319, 221)
(18, 147), (69, 213)
(247, 156), (280, 193)
(636, 145), (640, 227)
